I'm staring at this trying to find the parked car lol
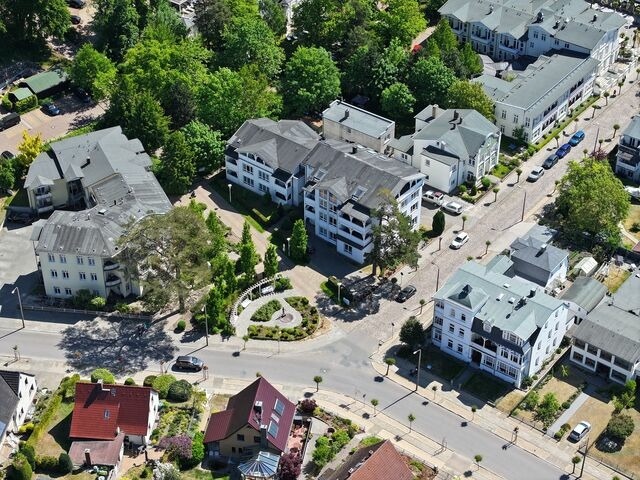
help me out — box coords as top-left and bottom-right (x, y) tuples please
(67, 0), (85, 7)
(7, 212), (34, 225)
(442, 201), (463, 215)
(569, 130), (585, 146)
(73, 87), (92, 103)
(450, 232), (469, 249)
(396, 285), (417, 303)
(422, 190), (444, 206)
(0, 112), (21, 131)
(70, 15), (82, 24)
(569, 421), (591, 442)
(556, 143), (572, 158)
(1, 151), (15, 160)
(542, 154), (558, 169)
(174, 355), (204, 371)
(43, 103), (61, 116)
(527, 167), (545, 182)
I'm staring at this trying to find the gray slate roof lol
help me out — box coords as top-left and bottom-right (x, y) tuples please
(304, 140), (423, 210)
(561, 276), (607, 313)
(435, 260), (564, 340)
(622, 115), (640, 141)
(228, 118), (321, 175)
(610, 269), (640, 312)
(510, 235), (568, 274)
(322, 100), (394, 139)
(0, 371), (20, 440)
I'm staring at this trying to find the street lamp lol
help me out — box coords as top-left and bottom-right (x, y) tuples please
(413, 348), (422, 391)
(337, 281), (342, 304)
(286, 237), (291, 256)
(391, 322), (395, 338)
(592, 123), (600, 154)
(227, 183), (232, 203)
(431, 262), (440, 292)
(202, 304), (209, 346)
(11, 287), (25, 329)
(518, 186), (527, 222)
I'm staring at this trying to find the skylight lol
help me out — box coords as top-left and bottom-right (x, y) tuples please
(274, 398), (285, 416)
(267, 421), (279, 438)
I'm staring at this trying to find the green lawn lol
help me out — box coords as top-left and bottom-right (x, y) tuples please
(463, 372), (511, 405)
(398, 346), (466, 382)
(180, 469), (230, 480)
(491, 162), (513, 179)
(36, 400), (74, 457)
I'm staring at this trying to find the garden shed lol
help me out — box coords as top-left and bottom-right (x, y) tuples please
(20, 69), (68, 98)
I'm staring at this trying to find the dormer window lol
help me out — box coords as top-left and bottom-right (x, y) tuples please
(104, 409), (110, 419)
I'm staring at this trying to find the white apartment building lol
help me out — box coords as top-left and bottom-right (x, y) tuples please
(27, 127), (171, 300)
(615, 114), (640, 183)
(440, 0), (626, 74)
(390, 105), (500, 193)
(225, 119), (321, 207)
(302, 141), (424, 264)
(322, 99), (396, 154)
(432, 259), (569, 388)
(477, 52), (597, 142)
(0, 371), (37, 448)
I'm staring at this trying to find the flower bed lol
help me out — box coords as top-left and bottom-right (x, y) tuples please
(247, 296), (321, 341)
(250, 299), (282, 322)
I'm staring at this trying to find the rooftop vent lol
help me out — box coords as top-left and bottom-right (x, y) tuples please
(497, 293), (504, 301)
(351, 145), (358, 154)
(529, 288), (536, 298)
(98, 208), (107, 215)
(508, 297), (515, 304)
(503, 283), (511, 288)
(593, 13), (597, 22)
(537, 11), (544, 22)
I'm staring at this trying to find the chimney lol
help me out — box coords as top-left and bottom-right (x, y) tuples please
(82, 156), (91, 168)
(432, 105), (438, 119)
(260, 424), (268, 448)
(351, 145), (358, 154)
(529, 288), (536, 298)
(84, 448), (92, 466)
(540, 243), (548, 252)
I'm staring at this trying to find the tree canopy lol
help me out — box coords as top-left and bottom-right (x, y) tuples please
(377, 0), (426, 46)
(399, 316), (425, 349)
(156, 131), (196, 195)
(69, 44), (117, 100)
(94, 0), (141, 61)
(447, 80), (494, 119)
(181, 120), (225, 174)
(408, 57), (456, 110)
(0, 0), (69, 43)
(381, 82), (415, 119)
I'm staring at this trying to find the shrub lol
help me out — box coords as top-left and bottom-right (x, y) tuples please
(606, 414), (635, 440)
(470, 184), (478, 195)
(299, 398), (317, 414)
(35, 455), (58, 472)
(14, 95), (37, 114)
(152, 374), (177, 399)
(553, 431), (562, 440)
(274, 276), (292, 291)
(90, 368), (115, 384)
(18, 444), (35, 470)
(521, 376), (534, 389)
(1, 94), (12, 111)
(18, 423), (34, 434)
(167, 379), (192, 402)
(143, 375), (157, 387)
(176, 320), (186, 332)
(58, 453), (73, 474)
(9, 454), (33, 480)
(562, 401), (571, 410)
(115, 302), (131, 313)
(90, 296), (106, 310)
(481, 176), (491, 189)
(458, 184), (467, 194)
(124, 377), (136, 385)
(251, 299), (282, 322)
(179, 432), (204, 469)
(73, 289), (93, 309)
(522, 390), (539, 410)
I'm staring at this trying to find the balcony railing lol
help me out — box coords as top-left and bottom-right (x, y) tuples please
(471, 335), (498, 353)
(105, 275), (121, 287)
(103, 261), (120, 271)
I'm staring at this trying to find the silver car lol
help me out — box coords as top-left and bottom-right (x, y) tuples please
(527, 167), (545, 182)
(442, 201), (463, 215)
(569, 421), (591, 441)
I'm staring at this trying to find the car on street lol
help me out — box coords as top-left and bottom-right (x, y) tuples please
(569, 130), (585, 146)
(450, 232), (469, 249)
(67, 0), (85, 7)
(527, 166), (545, 182)
(43, 103), (61, 116)
(423, 190), (444, 206)
(71, 15), (82, 24)
(396, 285), (417, 303)
(1, 151), (15, 160)
(442, 201), (463, 215)
(0, 112), (21, 131)
(174, 355), (204, 371)
(569, 421), (591, 442)
(556, 143), (572, 158)
(7, 212), (34, 224)
(73, 87), (91, 103)
(542, 154), (558, 169)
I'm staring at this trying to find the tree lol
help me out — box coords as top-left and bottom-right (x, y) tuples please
(181, 121), (225, 174)
(198, 66), (282, 137)
(205, 211), (227, 258)
(194, 0), (232, 49)
(239, 242), (259, 284)
(461, 214), (468, 230)
(432, 210), (445, 236)
(555, 158), (630, 249)
(603, 91), (610, 105)
(399, 317), (425, 349)
(168, 379), (193, 402)
(377, 0), (426, 46)
(371, 38), (411, 95)
(94, 0), (141, 61)
(471, 405), (477, 420)
(516, 168), (522, 182)
(447, 80), (495, 120)
(91, 368), (115, 383)
(16, 131), (43, 174)
(18, 445), (35, 470)
(606, 414), (635, 440)
(9, 453), (32, 480)
(474, 454), (483, 470)
(485, 240), (491, 255)
(381, 82), (416, 119)
(408, 57), (456, 110)
(290, 219), (308, 262)
(157, 131), (196, 195)
(384, 357), (396, 375)
(68, 44), (117, 100)
(281, 46), (341, 116)
(492, 186), (500, 202)
(613, 380), (636, 413)
(0, 160), (15, 191)
(242, 334), (250, 350)
(419, 298), (426, 314)
(571, 456), (582, 474)
(407, 413), (416, 432)
(220, 16), (285, 80)
(260, 0), (287, 37)
(278, 452), (302, 480)
(263, 244), (279, 278)
(142, 0), (189, 42)
(371, 398), (379, 415)
(162, 79), (197, 130)
(459, 41), (483, 78)
(369, 193), (421, 275)
(241, 220), (253, 245)
(119, 206), (211, 312)
(612, 123), (620, 138)
(313, 375), (323, 391)
(1, 0), (69, 43)
(555, 134), (560, 148)
(534, 392), (560, 427)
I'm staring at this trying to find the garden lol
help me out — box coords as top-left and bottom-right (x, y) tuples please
(397, 345), (466, 382)
(250, 299), (282, 322)
(246, 296), (322, 341)
(462, 372), (511, 405)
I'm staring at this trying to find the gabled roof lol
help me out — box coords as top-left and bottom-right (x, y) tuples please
(203, 377), (295, 453)
(0, 374), (19, 440)
(0, 371), (23, 396)
(322, 100), (394, 139)
(70, 382), (155, 440)
(320, 440), (413, 480)
(509, 235), (568, 274)
(21, 69), (68, 95)
(622, 115), (640, 142)
(561, 276), (606, 313)
(69, 433), (125, 467)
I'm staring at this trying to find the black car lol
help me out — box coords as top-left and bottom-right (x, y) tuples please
(67, 0), (85, 8)
(175, 355), (204, 371)
(71, 15), (82, 24)
(396, 285), (417, 303)
(1, 151), (15, 160)
(542, 154), (558, 169)
(73, 87), (91, 103)
(43, 103), (61, 116)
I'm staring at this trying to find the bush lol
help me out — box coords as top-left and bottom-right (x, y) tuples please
(1, 94), (12, 111)
(481, 176), (491, 189)
(90, 368), (115, 384)
(299, 398), (317, 414)
(251, 299), (282, 322)
(562, 400), (572, 410)
(58, 453), (73, 474)
(90, 296), (106, 310)
(18, 422), (35, 434)
(73, 289), (93, 309)
(522, 390), (539, 411)
(143, 375), (157, 387)
(35, 455), (58, 473)
(18, 445), (35, 470)
(176, 320), (186, 332)
(470, 184), (478, 195)
(115, 302), (131, 313)
(124, 377), (136, 385)
(458, 184), (467, 194)
(167, 379), (192, 402)
(606, 414), (635, 440)
(9, 454), (33, 480)
(179, 432), (204, 469)
(274, 276), (292, 292)
(152, 374), (177, 399)
(14, 95), (37, 114)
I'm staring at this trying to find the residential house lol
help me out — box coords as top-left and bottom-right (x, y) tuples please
(390, 105), (500, 193)
(319, 440), (414, 480)
(560, 276), (607, 325)
(69, 381), (160, 446)
(508, 236), (569, 290)
(19, 69), (69, 98)
(27, 127), (171, 300)
(303, 141), (424, 264)
(615, 114), (640, 183)
(570, 268), (640, 383)
(322, 100), (396, 154)
(439, 0), (626, 74)
(68, 433), (125, 474)
(0, 371), (37, 448)
(431, 259), (569, 388)
(477, 51), (597, 142)
(203, 377), (296, 461)
(225, 119), (321, 207)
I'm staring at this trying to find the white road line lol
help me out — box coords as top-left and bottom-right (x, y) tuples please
(20, 119), (33, 129)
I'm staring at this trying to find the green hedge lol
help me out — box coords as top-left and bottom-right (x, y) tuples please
(27, 393), (62, 447)
(15, 95), (38, 114)
(251, 299), (282, 322)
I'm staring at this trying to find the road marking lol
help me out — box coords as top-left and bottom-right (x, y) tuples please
(21, 119), (33, 129)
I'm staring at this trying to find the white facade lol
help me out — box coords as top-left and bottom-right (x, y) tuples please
(615, 115), (640, 183)
(127, 390), (159, 445)
(570, 339), (639, 384)
(0, 372), (37, 446)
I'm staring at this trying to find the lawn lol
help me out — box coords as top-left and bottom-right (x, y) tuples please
(496, 390), (526, 414)
(398, 346), (466, 382)
(36, 400), (74, 457)
(491, 162), (513, 179)
(463, 372), (512, 405)
(181, 469), (230, 480)
(603, 266), (631, 293)
(622, 202), (640, 242)
(250, 299), (282, 322)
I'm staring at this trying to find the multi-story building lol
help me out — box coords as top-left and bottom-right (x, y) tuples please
(322, 99), (396, 154)
(390, 105), (500, 193)
(615, 114), (640, 183)
(302, 141), (424, 264)
(570, 268), (640, 384)
(439, 0), (626, 74)
(225, 118), (321, 207)
(508, 236), (569, 290)
(477, 52), (597, 142)
(431, 259), (569, 388)
(27, 127), (171, 299)
(0, 371), (37, 448)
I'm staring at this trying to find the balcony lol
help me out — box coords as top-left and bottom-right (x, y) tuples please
(305, 205), (315, 214)
(498, 42), (518, 53)
(103, 261), (120, 271)
(105, 275), (121, 287)
(471, 335), (498, 353)
(471, 32), (491, 44)
(37, 205), (54, 214)
(35, 191), (52, 200)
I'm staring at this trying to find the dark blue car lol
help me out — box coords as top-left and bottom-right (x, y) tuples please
(556, 143), (572, 158)
(569, 130), (585, 146)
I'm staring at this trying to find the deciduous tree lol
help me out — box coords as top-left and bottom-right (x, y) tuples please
(263, 244), (279, 278)
(447, 80), (495, 120)
(157, 131), (196, 195)
(68, 44), (117, 100)
(278, 452), (302, 480)
(194, 0), (232, 49)
(94, 0), (141, 61)
(181, 121), (225, 174)
(408, 57), (456, 110)
(0, 0), (70, 43)
(260, 0), (287, 37)
(606, 414), (635, 440)
(381, 82), (415, 119)
(377, 0), (426, 46)
(399, 317), (425, 349)
(289, 219), (308, 262)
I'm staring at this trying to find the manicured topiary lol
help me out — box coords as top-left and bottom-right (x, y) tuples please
(124, 377), (136, 385)
(152, 374), (177, 399)
(143, 375), (157, 387)
(90, 368), (115, 384)
(167, 379), (192, 402)
(58, 453), (73, 474)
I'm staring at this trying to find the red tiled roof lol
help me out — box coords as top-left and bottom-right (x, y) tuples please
(321, 440), (414, 480)
(70, 382), (154, 440)
(68, 433), (125, 467)
(203, 377), (295, 453)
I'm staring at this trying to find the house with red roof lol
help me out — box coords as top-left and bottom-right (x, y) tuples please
(70, 381), (159, 446)
(203, 377), (295, 461)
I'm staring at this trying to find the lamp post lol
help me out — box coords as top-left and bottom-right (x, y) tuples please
(431, 262), (440, 292)
(11, 287), (25, 329)
(337, 282), (342, 304)
(413, 348), (422, 391)
(579, 435), (590, 478)
(391, 322), (395, 338)
(227, 183), (232, 203)
(286, 237), (291, 256)
(592, 123), (600, 154)
(520, 187), (527, 222)
(400, 272), (404, 287)
(202, 304), (209, 346)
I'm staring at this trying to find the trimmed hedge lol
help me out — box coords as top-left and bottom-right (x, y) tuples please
(152, 374), (177, 399)
(91, 368), (115, 384)
(251, 299), (282, 322)
(167, 380), (192, 402)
